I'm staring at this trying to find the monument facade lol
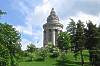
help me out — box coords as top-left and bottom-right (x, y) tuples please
(43, 8), (63, 47)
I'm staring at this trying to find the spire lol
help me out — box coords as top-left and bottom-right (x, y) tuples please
(47, 8), (59, 22)
(50, 8), (56, 15)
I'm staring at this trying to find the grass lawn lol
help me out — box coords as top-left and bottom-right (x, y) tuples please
(19, 50), (90, 66)
(19, 58), (56, 66)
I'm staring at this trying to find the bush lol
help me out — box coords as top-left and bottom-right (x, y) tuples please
(34, 48), (47, 61)
(56, 51), (68, 66)
(49, 47), (60, 58)
(45, 43), (60, 58)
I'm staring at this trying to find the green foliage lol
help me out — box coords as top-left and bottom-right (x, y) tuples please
(49, 47), (60, 58)
(85, 21), (98, 49)
(35, 48), (47, 61)
(75, 20), (85, 50)
(66, 19), (86, 66)
(0, 44), (10, 66)
(19, 50), (90, 66)
(27, 43), (36, 53)
(57, 32), (71, 51)
(66, 19), (76, 51)
(96, 25), (100, 66)
(0, 23), (21, 66)
(57, 51), (67, 62)
(0, 23), (21, 51)
(66, 18), (76, 35)
(84, 21), (100, 66)
(21, 51), (29, 57)
(45, 43), (60, 58)
(0, 10), (6, 17)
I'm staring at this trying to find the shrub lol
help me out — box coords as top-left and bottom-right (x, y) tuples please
(49, 47), (60, 58)
(56, 51), (67, 66)
(34, 48), (47, 61)
(45, 43), (60, 58)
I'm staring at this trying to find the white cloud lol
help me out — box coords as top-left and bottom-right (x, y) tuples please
(21, 38), (42, 50)
(61, 11), (100, 32)
(69, 11), (100, 25)
(11, 0), (100, 50)
(15, 25), (33, 35)
(12, 0), (52, 50)
(12, 0), (75, 35)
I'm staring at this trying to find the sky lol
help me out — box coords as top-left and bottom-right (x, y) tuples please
(0, 0), (100, 50)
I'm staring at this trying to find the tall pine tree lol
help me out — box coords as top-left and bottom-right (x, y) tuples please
(85, 21), (99, 66)
(75, 20), (85, 66)
(66, 19), (76, 51)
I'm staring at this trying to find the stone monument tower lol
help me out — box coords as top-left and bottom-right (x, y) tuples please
(43, 8), (63, 47)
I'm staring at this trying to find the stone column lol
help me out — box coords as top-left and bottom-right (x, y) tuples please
(43, 30), (46, 47)
(43, 31), (45, 47)
(46, 30), (48, 44)
(52, 29), (55, 46)
(55, 30), (58, 46)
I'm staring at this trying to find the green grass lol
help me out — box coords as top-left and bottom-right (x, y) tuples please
(66, 50), (89, 62)
(19, 50), (90, 66)
(19, 58), (56, 66)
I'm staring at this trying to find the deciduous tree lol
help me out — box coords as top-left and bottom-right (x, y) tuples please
(0, 23), (21, 66)
(57, 32), (71, 51)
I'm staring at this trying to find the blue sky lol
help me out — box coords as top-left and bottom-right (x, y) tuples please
(0, 0), (100, 50)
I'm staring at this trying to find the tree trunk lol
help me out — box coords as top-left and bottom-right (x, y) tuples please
(89, 50), (94, 66)
(80, 50), (84, 66)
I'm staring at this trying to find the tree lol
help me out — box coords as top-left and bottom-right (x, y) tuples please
(35, 48), (47, 61)
(0, 10), (6, 16)
(56, 51), (67, 66)
(45, 42), (60, 58)
(0, 44), (10, 66)
(0, 10), (10, 66)
(57, 32), (71, 51)
(0, 10), (21, 66)
(75, 20), (85, 66)
(66, 19), (76, 48)
(66, 18), (76, 36)
(26, 44), (36, 61)
(96, 25), (100, 48)
(85, 21), (99, 66)
(0, 23), (21, 66)
(66, 19), (80, 60)
(27, 43), (36, 53)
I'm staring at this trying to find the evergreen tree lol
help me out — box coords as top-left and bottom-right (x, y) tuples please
(85, 21), (99, 66)
(75, 20), (85, 66)
(95, 25), (100, 66)
(66, 19), (76, 51)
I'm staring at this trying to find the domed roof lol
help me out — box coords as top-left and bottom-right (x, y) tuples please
(47, 8), (59, 22)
